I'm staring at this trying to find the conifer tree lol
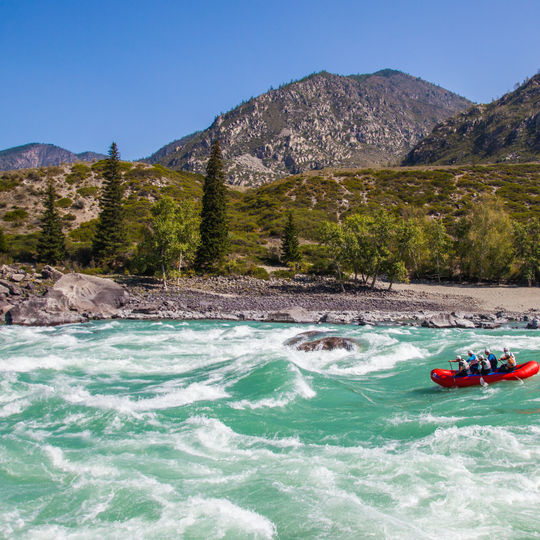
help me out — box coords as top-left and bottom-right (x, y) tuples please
(92, 142), (126, 267)
(37, 180), (65, 263)
(0, 227), (6, 253)
(281, 211), (301, 267)
(195, 140), (228, 272)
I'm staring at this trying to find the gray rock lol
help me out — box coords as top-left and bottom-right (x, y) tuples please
(526, 318), (539, 329)
(266, 307), (317, 323)
(41, 265), (64, 281)
(297, 337), (356, 352)
(0, 280), (22, 296)
(10, 273), (25, 282)
(422, 312), (476, 329)
(0, 301), (14, 318)
(6, 273), (128, 326)
(284, 331), (324, 347)
(0, 284), (9, 296)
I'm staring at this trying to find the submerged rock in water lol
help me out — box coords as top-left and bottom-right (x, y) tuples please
(526, 318), (539, 329)
(297, 336), (356, 352)
(284, 330), (326, 347)
(6, 273), (128, 326)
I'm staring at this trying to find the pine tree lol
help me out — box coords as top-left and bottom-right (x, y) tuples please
(195, 140), (228, 272)
(37, 180), (65, 263)
(0, 227), (6, 253)
(281, 211), (301, 267)
(92, 142), (126, 268)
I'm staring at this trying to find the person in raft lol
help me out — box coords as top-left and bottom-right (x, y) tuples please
(484, 348), (498, 372)
(478, 355), (492, 376)
(450, 355), (470, 376)
(498, 347), (517, 372)
(467, 350), (479, 374)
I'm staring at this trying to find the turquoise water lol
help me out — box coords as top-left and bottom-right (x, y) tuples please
(0, 320), (539, 539)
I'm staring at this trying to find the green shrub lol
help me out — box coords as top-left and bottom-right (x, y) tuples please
(76, 186), (99, 198)
(3, 208), (28, 222)
(56, 197), (73, 208)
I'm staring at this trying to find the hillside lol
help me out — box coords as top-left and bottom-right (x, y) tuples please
(147, 69), (471, 186)
(0, 143), (106, 171)
(403, 73), (540, 165)
(2, 161), (538, 264)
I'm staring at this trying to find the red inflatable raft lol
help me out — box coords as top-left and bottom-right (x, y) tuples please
(431, 361), (539, 388)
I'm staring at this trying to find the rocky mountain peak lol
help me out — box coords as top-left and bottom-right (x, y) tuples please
(147, 69), (471, 186)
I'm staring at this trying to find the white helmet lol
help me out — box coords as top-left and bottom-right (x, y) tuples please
(467, 350), (473, 355)
(456, 355), (462, 361)
(485, 348), (490, 354)
(504, 347), (509, 352)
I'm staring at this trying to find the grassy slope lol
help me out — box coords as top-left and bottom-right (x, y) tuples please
(1, 161), (539, 263)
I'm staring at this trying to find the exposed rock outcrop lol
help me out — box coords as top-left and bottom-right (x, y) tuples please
(6, 273), (128, 325)
(147, 69), (471, 186)
(403, 72), (540, 165)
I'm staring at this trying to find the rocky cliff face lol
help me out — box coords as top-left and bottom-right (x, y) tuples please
(403, 73), (540, 165)
(0, 143), (106, 171)
(147, 70), (471, 186)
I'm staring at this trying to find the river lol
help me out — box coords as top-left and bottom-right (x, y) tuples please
(1, 320), (539, 539)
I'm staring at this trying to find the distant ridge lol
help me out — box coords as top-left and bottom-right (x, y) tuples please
(0, 143), (106, 171)
(146, 69), (471, 186)
(403, 73), (540, 165)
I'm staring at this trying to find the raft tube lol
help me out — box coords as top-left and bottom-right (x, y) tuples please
(431, 361), (539, 388)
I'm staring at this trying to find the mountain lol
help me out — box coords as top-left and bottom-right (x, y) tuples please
(0, 143), (106, 171)
(403, 73), (540, 165)
(146, 69), (471, 186)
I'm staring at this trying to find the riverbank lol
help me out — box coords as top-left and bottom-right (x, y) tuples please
(1, 264), (538, 327)
(120, 275), (539, 327)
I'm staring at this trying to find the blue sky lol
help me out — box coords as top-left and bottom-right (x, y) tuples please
(1, 0), (539, 160)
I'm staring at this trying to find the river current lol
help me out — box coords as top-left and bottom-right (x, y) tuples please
(0, 320), (539, 539)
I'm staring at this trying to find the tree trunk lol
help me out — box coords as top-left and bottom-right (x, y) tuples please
(177, 252), (183, 285)
(161, 250), (167, 290)
(336, 262), (345, 293)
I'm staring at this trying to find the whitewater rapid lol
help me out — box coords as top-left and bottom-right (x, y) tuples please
(0, 320), (539, 538)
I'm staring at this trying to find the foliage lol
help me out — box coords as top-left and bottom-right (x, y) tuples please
(513, 218), (540, 286)
(56, 197), (73, 208)
(195, 140), (228, 272)
(92, 142), (126, 268)
(0, 227), (5, 252)
(134, 197), (200, 285)
(456, 195), (514, 281)
(424, 219), (452, 282)
(281, 211), (301, 266)
(37, 180), (66, 263)
(3, 208), (28, 222)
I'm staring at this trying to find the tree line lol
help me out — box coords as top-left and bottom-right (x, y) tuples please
(23, 140), (539, 287)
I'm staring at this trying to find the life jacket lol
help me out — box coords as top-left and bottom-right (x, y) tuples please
(479, 357), (491, 370)
(507, 353), (516, 368)
(459, 359), (470, 372)
(487, 353), (497, 367)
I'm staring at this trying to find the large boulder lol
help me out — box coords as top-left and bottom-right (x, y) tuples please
(297, 336), (356, 352)
(421, 313), (476, 329)
(6, 273), (128, 326)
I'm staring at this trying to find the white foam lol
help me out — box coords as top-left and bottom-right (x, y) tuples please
(63, 382), (229, 413)
(177, 496), (276, 538)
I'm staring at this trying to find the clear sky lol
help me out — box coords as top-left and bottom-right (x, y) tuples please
(1, 0), (539, 160)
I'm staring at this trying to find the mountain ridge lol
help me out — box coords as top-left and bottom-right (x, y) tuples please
(0, 143), (106, 171)
(403, 73), (540, 165)
(146, 69), (471, 186)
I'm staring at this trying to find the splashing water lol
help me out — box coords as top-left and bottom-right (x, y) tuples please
(0, 320), (539, 538)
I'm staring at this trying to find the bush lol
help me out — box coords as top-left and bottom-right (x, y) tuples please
(77, 186), (99, 198)
(3, 208), (28, 222)
(56, 197), (73, 208)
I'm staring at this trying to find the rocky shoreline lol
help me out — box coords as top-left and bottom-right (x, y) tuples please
(1, 264), (538, 329)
